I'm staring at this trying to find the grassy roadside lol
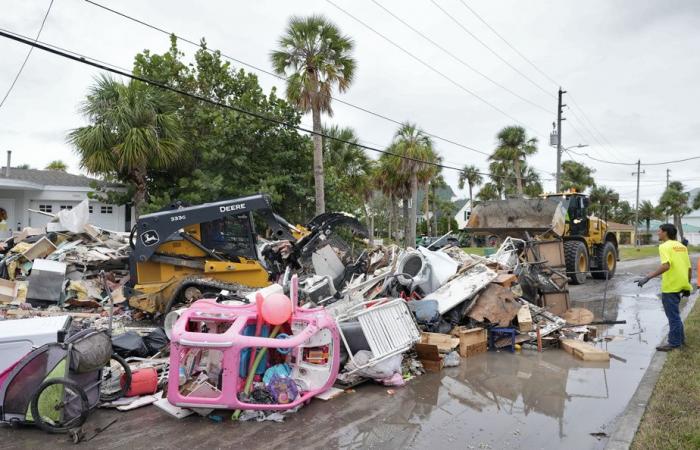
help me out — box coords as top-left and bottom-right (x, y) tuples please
(618, 245), (700, 261)
(461, 246), (486, 256)
(631, 298), (700, 450)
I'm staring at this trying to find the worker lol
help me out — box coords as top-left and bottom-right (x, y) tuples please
(636, 223), (692, 351)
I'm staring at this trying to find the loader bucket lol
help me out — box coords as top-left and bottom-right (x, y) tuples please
(466, 197), (567, 237)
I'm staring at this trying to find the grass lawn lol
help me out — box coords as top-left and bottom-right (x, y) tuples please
(619, 245), (700, 261)
(461, 246), (486, 256)
(631, 298), (700, 450)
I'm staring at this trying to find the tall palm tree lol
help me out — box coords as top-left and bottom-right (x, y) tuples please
(391, 123), (435, 247)
(271, 15), (356, 216)
(376, 151), (407, 242)
(490, 125), (538, 196)
(612, 200), (635, 224)
(589, 185), (619, 221)
(420, 155), (441, 236)
(476, 183), (500, 201)
(638, 200), (658, 233)
(45, 160), (68, 171)
(560, 160), (595, 193)
(659, 181), (691, 239)
(68, 76), (184, 217)
(458, 165), (483, 210)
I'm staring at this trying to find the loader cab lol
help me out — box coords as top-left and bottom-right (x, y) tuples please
(200, 213), (257, 261)
(545, 193), (590, 237)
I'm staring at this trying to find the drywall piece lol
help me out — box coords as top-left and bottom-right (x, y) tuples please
(424, 264), (497, 314)
(467, 283), (520, 327)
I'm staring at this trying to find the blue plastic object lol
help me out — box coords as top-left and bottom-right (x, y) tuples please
(488, 327), (516, 353)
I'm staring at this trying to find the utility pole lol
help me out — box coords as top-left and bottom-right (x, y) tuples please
(633, 160), (645, 247)
(665, 168), (670, 222)
(555, 87), (567, 192)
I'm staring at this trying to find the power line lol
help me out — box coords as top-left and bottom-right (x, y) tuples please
(0, 0), (54, 110)
(325, 0), (547, 139)
(429, 0), (554, 100)
(567, 148), (700, 166)
(370, 0), (551, 114)
(83, 0), (490, 157)
(458, 0), (559, 87)
(1, 27), (556, 186)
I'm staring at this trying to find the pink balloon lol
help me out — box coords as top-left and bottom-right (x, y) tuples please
(260, 293), (293, 325)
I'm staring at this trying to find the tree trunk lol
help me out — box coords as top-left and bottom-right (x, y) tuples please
(311, 105), (325, 216)
(513, 158), (524, 196)
(363, 202), (374, 241)
(387, 194), (393, 241)
(402, 198), (409, 247)
(409, 173), (419, 249)
(674, 214), (685, 240)
(131, 167), (148, 219)
(645, 219), (650, 233)
(468, 183), (475, 246)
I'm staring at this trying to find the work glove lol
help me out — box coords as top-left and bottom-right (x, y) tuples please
(681, 290), (691, 298)
(636, 276), (650, 288)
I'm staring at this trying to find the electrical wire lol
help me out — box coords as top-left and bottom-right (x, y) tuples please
(370, 0), (551, 114)
(83, 0), (490, 157)
(325, 0), (547, 139)
(567, 148), (700, 167)
(429, 0), (554, 100)
(0, 0), (54, 110)
(0, 27), (555, 185)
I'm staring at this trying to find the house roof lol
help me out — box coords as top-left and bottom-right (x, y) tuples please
(606, 221), (635, 231)
(0, 167), (120, 188)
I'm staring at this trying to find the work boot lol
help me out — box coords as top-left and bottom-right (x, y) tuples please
(655, 344), (679, 352)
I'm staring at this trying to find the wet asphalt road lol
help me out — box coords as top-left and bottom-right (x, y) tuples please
(2, 256), (697, 450)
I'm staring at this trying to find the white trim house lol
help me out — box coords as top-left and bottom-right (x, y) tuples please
(0, 166), (131, 232)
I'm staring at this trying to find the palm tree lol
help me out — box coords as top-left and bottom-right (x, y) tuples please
(271, 15), (356, 216)
(659, 181), (691, 240)
(490, 125), (538, 196)
(45, 160), (68, 171)
(68, 76), (185, 217)
(476, 183), (500, 201)
(391, 123), (435, 248)
(419, 155), (441, 236)
(458, 165), (483, 211)
(560, 160), (595, 193)
(589, 185), (619, 221)
(612, 200), (635, 224)
(376, 151), (407, 242)
(638, 200), (658, 233)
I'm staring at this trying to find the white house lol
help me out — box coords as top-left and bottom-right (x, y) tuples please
(0, 164), (130, 233)
(453, 199), (472, 229)
(685, 187), (700, 228)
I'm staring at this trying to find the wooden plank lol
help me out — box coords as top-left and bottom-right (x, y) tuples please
(493, 272), (517, 288)
(517, 304), (533, 332)
(560, 339), (610, 361)
(420, 332), (460, 353)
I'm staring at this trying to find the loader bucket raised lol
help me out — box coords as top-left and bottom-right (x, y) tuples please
(465, 197), (567, 237)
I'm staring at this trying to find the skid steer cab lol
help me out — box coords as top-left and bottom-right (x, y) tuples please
(127, 194), (298, 315)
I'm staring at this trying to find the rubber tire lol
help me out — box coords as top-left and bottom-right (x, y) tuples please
(592, 242), (617, 280)
(565, 240), (588, 285)
(31, 378), (89, 434)
(100, 354), (132, 402)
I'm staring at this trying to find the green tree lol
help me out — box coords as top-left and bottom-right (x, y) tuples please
(391, 123), (436, 247)
(693, 191), (700, 211)
(15, 164), (31, 169)
(132, 37), (314, 223)
(45, 160), (68, 171)
(612, 200), (635, 224)
(638, 200), (658, 232)
(476, 183), (501, 201)
(659, 181), (691, 239)
(458, 165), (483, 210)
(589, 185), (619, 221)
(560, 160), (595, 193)
(490, 125), (538, 196)
(68, 75), (185, 217)
(271, 15), (356, 216)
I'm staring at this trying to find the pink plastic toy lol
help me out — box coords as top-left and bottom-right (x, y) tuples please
(167, 276), (340, 411)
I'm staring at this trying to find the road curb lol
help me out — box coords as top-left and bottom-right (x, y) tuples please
(604, 293), (697, 450)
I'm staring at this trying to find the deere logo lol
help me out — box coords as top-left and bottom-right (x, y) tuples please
(219, 203), (246, 213)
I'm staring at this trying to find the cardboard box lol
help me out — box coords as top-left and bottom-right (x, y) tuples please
(542, 291), (570, 316)
(420, 332), (460, 353)
(461, 341), (488, 357)
(0, 279), (18, 304)
(415, 343), (443, 372)
(21, 237), (56, 261)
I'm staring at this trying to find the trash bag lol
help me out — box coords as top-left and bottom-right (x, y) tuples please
(143, 328), (169, 356)
(345, 351), (402, 380)
(70, 330), (112, 373)
(112, 331), (149, 358)
(444, 351), (460, 367)
(408, 299), (440, 325)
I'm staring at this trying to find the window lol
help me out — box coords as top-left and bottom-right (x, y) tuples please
(60, 205), (73, 210)
(100, 206), (113, 214)
(88, 206), (93, 214)
(39, 204), (52, 213)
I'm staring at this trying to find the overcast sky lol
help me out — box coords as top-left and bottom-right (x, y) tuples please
(1, 0), (699, 205)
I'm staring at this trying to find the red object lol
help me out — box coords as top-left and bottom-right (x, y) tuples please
(122, 367), (158, 397)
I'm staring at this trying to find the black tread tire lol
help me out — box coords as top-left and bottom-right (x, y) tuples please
(31, 378), (89, 434)
(100, 354), (132, 402)
(592, 242), (617, 280)
(565, 240), (588, 285)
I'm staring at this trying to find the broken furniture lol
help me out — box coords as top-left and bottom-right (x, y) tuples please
(452, 327), (487, 358)
(488, 327), (516, 353)
(167, 297), (340, 411)
(26, 259), (67, 307)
